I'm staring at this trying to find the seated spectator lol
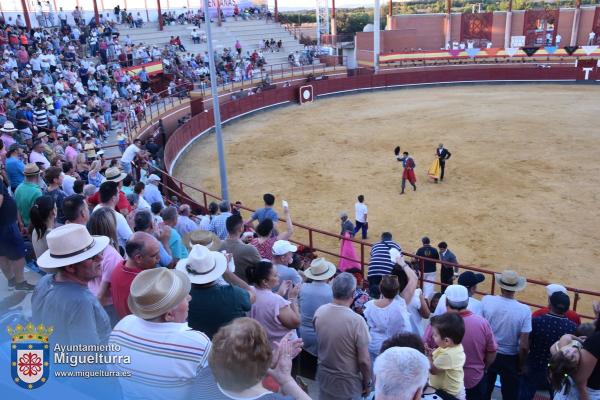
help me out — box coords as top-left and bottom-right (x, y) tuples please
(151, 201), (164, 225)
(175, 204), (199, 237)
(62, 194), (90, 225)
(110, 231), (161, 319)
(314, 272), (371, 400)
(247, 261), (300, 349)
(271, 240), (302, 290)
(29, 195), (56, 259)
(199, 201), (219, 230)
(109, 268), (212, 399)
(178, 244), (254, 338)
(32, 223), (111, 345)
(133, 182), (151, 210)
(44, 166), (67, 224)
(160, 206), (189, 261)
(219, 214), (261, 282)
(374, 346), (431, 400)
(297, 258), (336, 379)
(210, 200), (232, 240)
(143, 174), (164, 207)
(532, 284), (582, 325)
(94, 181), (133, 249)
(208, 318), (310, 399)
(251, 204), (293, 260)
(132, 210), (174, 268)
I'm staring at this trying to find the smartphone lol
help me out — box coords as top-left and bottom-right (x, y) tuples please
(282, 200), (289, 208)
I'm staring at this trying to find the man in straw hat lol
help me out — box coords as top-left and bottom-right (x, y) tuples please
(32, 224), (111, 345)
(14, 163), (42, 227)
(108, 268), (212, 400)
(0, 121), (18, 149)
(180, 244), (254, 339)
(481, 270), (532, 400)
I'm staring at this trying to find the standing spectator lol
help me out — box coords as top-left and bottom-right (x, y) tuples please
(416, 236), (440, 299)
(110, 232), (161, 319)
(210, 200), (233, 240)
(367, 232), (401, 298)
(44, 166), (67, 224)
(250, 203), (293, 260)
(247, 261), (300, 349)
(5, 144), (25, 192)
(218, 214), (261, 282)
(438, 241), (458, 292)
(15, 163), (43, 228)
(352, 194), (368, 239)
(314, 272), (372, 400)
(109, 268), (212, 400)
(0, 174), (35, 290)
(532, 284), (581, 326)
(482, 270), (532, 400)
(143, 174), (164, 208)
(32, 224), (111, 344)
(339, 211), (355, 236)
(247, 193), (279, 225)
(120, 138), (142, 174)
(520, 292), (577, 400)
(433, 271), (485, 317)
(271, 240), (302, 290)
(160, 206), (189, 261)
(298, 258), (336, 378)
(179, 244), (253, 339)
(373, 347), (431, 400)
(424, 285), (497, 400)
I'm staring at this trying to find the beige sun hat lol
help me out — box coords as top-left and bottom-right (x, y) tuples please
(24, 163), (41, 176)
(104, 166), (127, 182)
(37, 224), (109, 269)
(495, 270), (527, 292)
(184, 229), (222, 251)
(304, 257), (337, 281)
(0, 121), (17, 133)
(127, 268), (191, 320)
(175, 244), (228, 285)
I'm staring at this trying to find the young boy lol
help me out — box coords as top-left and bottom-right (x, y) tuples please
(44, 166), (67, 225)
(428, 313), (466, 400)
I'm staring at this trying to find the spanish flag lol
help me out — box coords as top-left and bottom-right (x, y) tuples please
(428, 158), (441, 180)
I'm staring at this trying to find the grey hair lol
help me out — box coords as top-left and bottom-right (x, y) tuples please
(83, 184), (97, 197)
(126, 193), (139, 207)
(374, 347), (429, 400)
(218, 200), (230, 212)
(331, 272), (356, 300)
(160, 206), (178, 222)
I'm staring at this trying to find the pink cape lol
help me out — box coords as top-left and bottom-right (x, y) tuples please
(339, 232), (361, 272)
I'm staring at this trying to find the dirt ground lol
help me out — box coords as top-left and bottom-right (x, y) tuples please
(174, 84), (600, 311)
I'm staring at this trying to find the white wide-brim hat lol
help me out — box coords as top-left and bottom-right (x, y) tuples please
(304, 257), (336, 281)
(495, 270), (527, 292)
(176, 244), (227, 284)
(37, 224), (109, 269)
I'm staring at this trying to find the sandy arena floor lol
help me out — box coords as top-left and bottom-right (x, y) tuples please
(174, 84), (600, 309)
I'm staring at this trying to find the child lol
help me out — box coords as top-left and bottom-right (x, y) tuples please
(549, 334), (585, 400)
(428, 313), (466, 400)
(116, 131), (127, 154)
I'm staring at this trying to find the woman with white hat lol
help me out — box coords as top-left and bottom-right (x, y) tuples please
(297, 257), (336, 379)
(31, 223), (111, 345)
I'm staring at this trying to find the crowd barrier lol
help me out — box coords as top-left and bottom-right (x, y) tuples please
(152, 63), (599, 319)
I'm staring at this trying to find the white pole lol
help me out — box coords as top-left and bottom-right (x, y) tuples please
(374, 0), (380, 72)
(203, 0), (229, 203)
(316, 0), (321, 47)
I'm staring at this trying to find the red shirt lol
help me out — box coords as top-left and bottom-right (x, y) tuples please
(110, 260), (142, 319)
(532, 307), (581, 326)
(87, 190), (132, 213)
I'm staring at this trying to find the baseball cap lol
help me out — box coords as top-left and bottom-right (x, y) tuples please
(549, 292), (570, 314)
(458, 271), (485, 288)
(147, 174), (161, 182)
(546, 284), (567, 297)
(272, 240), (297, 256)
(445, 285), (469, 309)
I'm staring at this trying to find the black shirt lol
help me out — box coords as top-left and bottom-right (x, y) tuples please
(0, 179), (18, 225)
(416, 245), (440, 273)
(584, 331), (600, 390)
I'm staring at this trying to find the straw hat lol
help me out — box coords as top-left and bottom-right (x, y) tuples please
(184, 229), (222, 251)
(104, 167), (127, 182)
(127, 268), (191, 320)
(0, 121), (17, 133)
(495, 270), (526, 292)
(175, 244), (227, 285)
(24, 163), (41, 176)
(304, 257), (337, 281)
(37, 224), (109, 269)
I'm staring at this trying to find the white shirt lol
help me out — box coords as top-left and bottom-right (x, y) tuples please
(121, 144), (141, 165)
(481, 295), (532, 355)
(137, 195), (151, 211)
(354, 202), (368, 223)
(62, 174), (76, 196)
(143, 183), (164, 208)
(93, 204), (132, 249)
(432, 295), (483, 317)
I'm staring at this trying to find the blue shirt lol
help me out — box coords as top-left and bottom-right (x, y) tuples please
(5, 157), (25, 189)
(210, 212), (232, 240)
(251, 207), (279, 223)
(298, 282), (333, 355)
(528, 313), (576, 369)
(158, 242), (172, 267)
(168, 228), (189, 260)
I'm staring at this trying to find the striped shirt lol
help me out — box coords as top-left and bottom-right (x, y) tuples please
(33, 108), (48, 127)
(109, 315), (212, 400)
(367, 240), (401, 277)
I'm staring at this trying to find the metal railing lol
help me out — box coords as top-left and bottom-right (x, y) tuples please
(153, 166), (600, 320)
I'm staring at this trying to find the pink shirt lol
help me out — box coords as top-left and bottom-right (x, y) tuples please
(1, 133), (15, 149)
(250, 287), (297, 349)
(250, 237), (276, 260)
(88, 245), (124, 306)
(29, 150), (50, 169)
(65, 145), (78, 164)
(424, 310), (497, 389)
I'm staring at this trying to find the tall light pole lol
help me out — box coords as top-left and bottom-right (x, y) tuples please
(374, 0), (381, 72)
(570, 0), (582, 46)
(316, 0), (321, 47)
(504, 0), (512, 48)
(203, 0), (229, 203)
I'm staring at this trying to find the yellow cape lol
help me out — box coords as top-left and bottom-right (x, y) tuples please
(428, 158), (441, 180)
